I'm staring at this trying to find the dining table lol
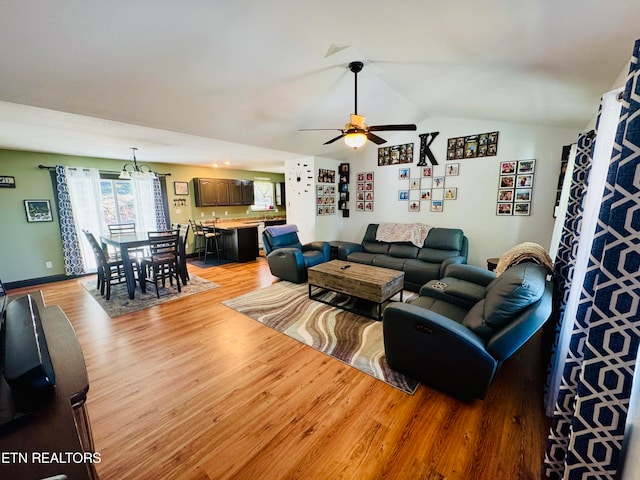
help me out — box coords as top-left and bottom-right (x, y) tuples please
(100, 232), (150, 299)
(100, 231), (188, 299)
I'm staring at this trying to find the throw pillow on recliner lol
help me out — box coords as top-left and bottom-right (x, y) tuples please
(461, 262), (547, 339)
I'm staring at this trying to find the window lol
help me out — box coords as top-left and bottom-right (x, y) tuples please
(253, 181), (274, 210)
(100, 179), (136, 225)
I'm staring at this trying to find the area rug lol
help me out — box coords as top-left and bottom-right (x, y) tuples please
(222, 281), (420, 394)
(82, 274), (220, 318)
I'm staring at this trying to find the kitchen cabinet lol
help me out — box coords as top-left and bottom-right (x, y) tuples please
(193, 178), (217, 207)
(193, 178), (254, 206)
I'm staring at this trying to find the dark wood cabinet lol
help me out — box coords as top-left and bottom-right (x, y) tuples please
(241, 180), (254, 205)
(229, 180), (243, 205)
(193, 178), (217, 207)
(215, 179), (231, 206)
(193, 178), (254, 207)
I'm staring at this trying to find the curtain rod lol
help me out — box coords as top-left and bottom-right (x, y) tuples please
(38, 164), (171, 177)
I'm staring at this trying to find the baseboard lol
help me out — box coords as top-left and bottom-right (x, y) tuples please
(5, 274), (85, 290)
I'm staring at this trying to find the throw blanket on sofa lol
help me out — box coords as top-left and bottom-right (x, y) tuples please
(264, 224), (298, 237)
(375, 223), (432, 248)
(495, 242), (554, 276)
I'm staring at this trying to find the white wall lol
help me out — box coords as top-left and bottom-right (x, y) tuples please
(287, 115), (580, 268)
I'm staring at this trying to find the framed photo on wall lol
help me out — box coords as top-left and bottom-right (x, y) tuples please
(24, 199), (53, 222)
(174, 181), (189, 195)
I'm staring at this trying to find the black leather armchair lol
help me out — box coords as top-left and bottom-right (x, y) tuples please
(262, 226), (330, 283)
(383, 262), (553, 400)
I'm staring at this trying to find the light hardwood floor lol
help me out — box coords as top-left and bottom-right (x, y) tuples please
(9, 258), (551, 480)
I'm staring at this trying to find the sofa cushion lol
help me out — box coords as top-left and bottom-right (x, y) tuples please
(268, 231), (302, 250)
(460, 263), (547, 340)
(424, 228), (464, 251)
(417, 248), (461, 263)
(303, 250), (327, 268)
(388, 243), (419, 258)
(483, 263), (546, 329)
(346, 251), (376, 265)
(409, 296), (469, 324)
(372, 255), (406, 271)
(362, 240), (389, 255)
(403, 259), (441, 285)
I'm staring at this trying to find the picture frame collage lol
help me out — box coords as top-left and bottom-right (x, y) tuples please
(398, 164), (459, 212)
(355, 171), (374, 212)
(317, 168), (338, 216)
(316, 183), (336, 216)
(338, 163), (350, 217)
(447, 131), (499, 160)
(377, 143), (414, 166)
(497, 159), (535, 216)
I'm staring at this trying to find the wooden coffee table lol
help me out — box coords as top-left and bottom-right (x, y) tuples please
(307, 260), (404, 320)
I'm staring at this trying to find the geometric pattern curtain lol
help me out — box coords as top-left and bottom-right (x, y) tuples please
(55, 165), (85, 276)
(545, 38), (640, 479)
(543, 131), (596, 420)
(153, 175), (168, 230)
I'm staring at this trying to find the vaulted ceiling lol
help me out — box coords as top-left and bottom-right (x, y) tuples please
(0, 1), (638, 172)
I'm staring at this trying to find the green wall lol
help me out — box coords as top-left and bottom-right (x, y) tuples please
(0, 149), (285, 284)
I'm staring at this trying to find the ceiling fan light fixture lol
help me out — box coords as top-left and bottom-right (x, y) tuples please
(344, 131), (367, 149)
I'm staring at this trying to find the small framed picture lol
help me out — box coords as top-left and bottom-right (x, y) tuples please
(500, 161), (517, 174)
(517, 159), (536, 174)
(500, 175), (515, 188)
(0, 175), (16, 188)
(421, 166), (433, 177)
(445, 163), (459, 176)
(399, 168), (410, 179)
(408, 201), (420, 212)
(514, 203), (531, 216)
(498, 189), (514, 202)
(430, 200), (444, 212)
(444, 188), (457, 200)
(515, 188), (531, 202)
(497, 203), (513, 215)
(398, 190), (409, 201)
(516, 174), (534, 188)
(174, 181), (189, 195)
(409, 179), (420, 190)
(420, 189), (432, 201)
(24, 199), (53, 222)
(432, 176), (445, 188)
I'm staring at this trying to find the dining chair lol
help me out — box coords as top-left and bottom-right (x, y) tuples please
(188, 219), (206, 261)
(174, 223), (190, 284)
(139, 230), (182, 298)
(200, 221), (225, 264)
(82, 229), (128, 300)
(107, 223), (137, 235)
(107, 222), (147, 258)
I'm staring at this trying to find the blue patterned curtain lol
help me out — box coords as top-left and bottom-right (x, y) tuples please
(55, 165), (86, 275)
(153, 176), (167, 230)
(545, 38), (640, 479)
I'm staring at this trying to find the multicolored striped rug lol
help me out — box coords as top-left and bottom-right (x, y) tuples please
(222, 281), (419, 394)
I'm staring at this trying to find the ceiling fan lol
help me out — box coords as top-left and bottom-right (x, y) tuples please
(301, 61), (417, 149)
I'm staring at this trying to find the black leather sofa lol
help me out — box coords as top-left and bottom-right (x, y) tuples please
(337, 224), (469, 292)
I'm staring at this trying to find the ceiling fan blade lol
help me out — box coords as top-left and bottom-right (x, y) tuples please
(366, 132), (387, 145)
(368, 124), (417, 132)
(299, 128), (343, 131)
(324, 133), (346, 145)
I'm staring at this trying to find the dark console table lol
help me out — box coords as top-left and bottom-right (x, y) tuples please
(0, 292), (97, 480)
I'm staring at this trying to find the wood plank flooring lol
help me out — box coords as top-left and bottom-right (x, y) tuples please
(8, 258), (551, 480)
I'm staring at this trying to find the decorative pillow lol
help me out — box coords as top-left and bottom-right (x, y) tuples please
(483, 262), (546, 330)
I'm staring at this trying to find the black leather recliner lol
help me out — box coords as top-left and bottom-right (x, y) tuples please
(262, 226), (330, 283)
(383, 262), (553, 400)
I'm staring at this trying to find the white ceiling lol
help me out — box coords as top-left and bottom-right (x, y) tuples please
(0, 1), (638, 173)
